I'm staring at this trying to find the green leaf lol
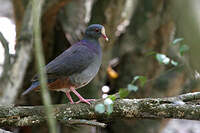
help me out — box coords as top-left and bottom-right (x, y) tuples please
(179, 44), (189, 56)
(106, 104), (113, 115)
(156, 53), (170, 65)
(119, 88), (129, 98)
(104, 98), (114, 115)
(172, 38), (184, 45)
(171, 60), (178, 66)
(104, 98), (113, 105)
(128, 84), (138, 92)
(133, 76), (140, 82)
(95, 104), (105, 114)
(108, 95), (117, 101)
(140, 76), (147, 87)
(131, 76), (147, 87)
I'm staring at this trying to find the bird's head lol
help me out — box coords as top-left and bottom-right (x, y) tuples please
(85, 24), (109, 41)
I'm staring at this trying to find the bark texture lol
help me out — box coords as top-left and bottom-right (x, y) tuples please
(1, 93), (200, 127)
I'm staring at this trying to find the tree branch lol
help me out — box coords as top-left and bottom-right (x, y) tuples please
(0, 2), (33, 105)
(0, 32), (10, 66)
(0, 92), (200, 127)
(167, 92), (200, 102)
(66, 119), (106, 128)
(0, 32), (11, 85)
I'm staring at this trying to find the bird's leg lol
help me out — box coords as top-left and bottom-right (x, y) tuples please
(69, 87), (95, 104)
(65, 91), (74, 104)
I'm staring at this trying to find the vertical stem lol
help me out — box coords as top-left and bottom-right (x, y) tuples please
(32, 0), (57, 133)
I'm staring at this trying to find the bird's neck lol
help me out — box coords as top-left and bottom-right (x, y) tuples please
(81, 38), (101, 55)
(82, 36), (99, 43)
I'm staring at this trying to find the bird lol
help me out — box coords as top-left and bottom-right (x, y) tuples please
(22, 24), (108, 104)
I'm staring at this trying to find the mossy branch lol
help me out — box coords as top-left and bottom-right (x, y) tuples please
(0, 92), (200, 127)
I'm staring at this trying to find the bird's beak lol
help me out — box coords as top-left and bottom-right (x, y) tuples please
(101, 27), (109, 41)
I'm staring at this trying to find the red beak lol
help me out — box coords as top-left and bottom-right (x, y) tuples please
(101, 27), (109, 41)
(102, 34), (109, 41)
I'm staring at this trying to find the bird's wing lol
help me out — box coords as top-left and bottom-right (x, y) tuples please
(32, 43), (95, 82)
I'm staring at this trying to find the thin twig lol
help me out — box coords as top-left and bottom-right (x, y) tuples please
(0, 32), (11, 92)
(32, 0), (57, 133)
(66, 119), (107, 128)
(168, 92), (200, 102)
(0, 32), (10, 65)
(0, 32), (10, 89)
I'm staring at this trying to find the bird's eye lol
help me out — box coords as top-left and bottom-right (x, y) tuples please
(95, 28), (99, 32)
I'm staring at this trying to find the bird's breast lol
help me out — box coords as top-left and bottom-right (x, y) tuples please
(69, 55), (101, 88)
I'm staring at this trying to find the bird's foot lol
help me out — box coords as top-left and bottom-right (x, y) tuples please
(70, 101), (74, 104)
(69, 87), (95, 104)
(76, 98), (96, 105)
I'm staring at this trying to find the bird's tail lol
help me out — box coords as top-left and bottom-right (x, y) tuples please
(21, 82), (40, 96)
